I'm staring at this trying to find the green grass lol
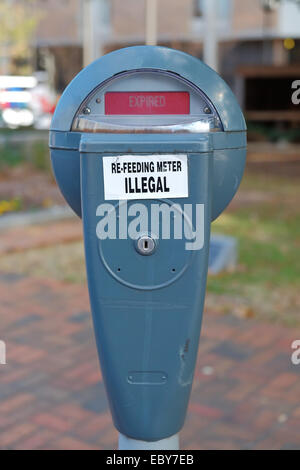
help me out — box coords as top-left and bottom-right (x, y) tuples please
(0, 138), (49, 171)
(209, 208), (300, 293)
(0, 144), (25, 167)
(206, 171), (300, 326)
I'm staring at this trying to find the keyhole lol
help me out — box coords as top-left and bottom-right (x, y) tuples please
(136, 235), (156, 256)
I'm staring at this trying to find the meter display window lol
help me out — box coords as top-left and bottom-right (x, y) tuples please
(105, 91), (190, 115)
(72, 70), (223, 134)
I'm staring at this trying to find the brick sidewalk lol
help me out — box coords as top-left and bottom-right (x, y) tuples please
(0, 219), (82, 255)
(0, 272), (299, 450)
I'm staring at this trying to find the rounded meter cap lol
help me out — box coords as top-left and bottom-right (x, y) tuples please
(51, 46), (246, 133)
(50, 46), (246, 220)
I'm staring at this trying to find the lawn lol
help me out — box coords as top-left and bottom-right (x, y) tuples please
(0, 134), (63, 212)
(207, 169), (300, 326)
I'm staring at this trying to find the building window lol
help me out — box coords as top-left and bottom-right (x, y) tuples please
(193, 0), (204, 18)
(193, 0), (231, 20)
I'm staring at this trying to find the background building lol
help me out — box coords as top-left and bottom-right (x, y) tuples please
(30, 0), (300, 126)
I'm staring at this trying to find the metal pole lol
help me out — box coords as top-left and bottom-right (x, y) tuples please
(119, 433), (179, 450)
(145, 0), (158, 46)
(203, 0), (219, 72)
(83, 0), (104, 67)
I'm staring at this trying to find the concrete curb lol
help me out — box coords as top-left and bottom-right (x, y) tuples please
(0, 205), (75, 231)
(209, 234), (238, 274)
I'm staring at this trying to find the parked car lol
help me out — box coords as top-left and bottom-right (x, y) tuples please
(0, 74), (57, 130)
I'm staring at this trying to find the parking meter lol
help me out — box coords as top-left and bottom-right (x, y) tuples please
(49, 46), (246, 449)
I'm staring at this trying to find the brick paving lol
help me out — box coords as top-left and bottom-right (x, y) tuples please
(0, 219), (82, 255)
(0, 270), (299, 450)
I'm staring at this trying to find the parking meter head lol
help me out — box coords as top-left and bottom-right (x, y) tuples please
(50, 46), (246, 220)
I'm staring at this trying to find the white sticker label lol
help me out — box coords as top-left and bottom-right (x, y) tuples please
(103, 154), (188, 200)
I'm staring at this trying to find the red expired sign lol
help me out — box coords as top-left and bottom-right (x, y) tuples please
(105, 92), (190, 115)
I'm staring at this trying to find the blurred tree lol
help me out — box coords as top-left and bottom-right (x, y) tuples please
(0, 0), (38, 75)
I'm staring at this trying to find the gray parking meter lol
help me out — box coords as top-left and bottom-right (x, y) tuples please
(49, 46), (246, 449)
